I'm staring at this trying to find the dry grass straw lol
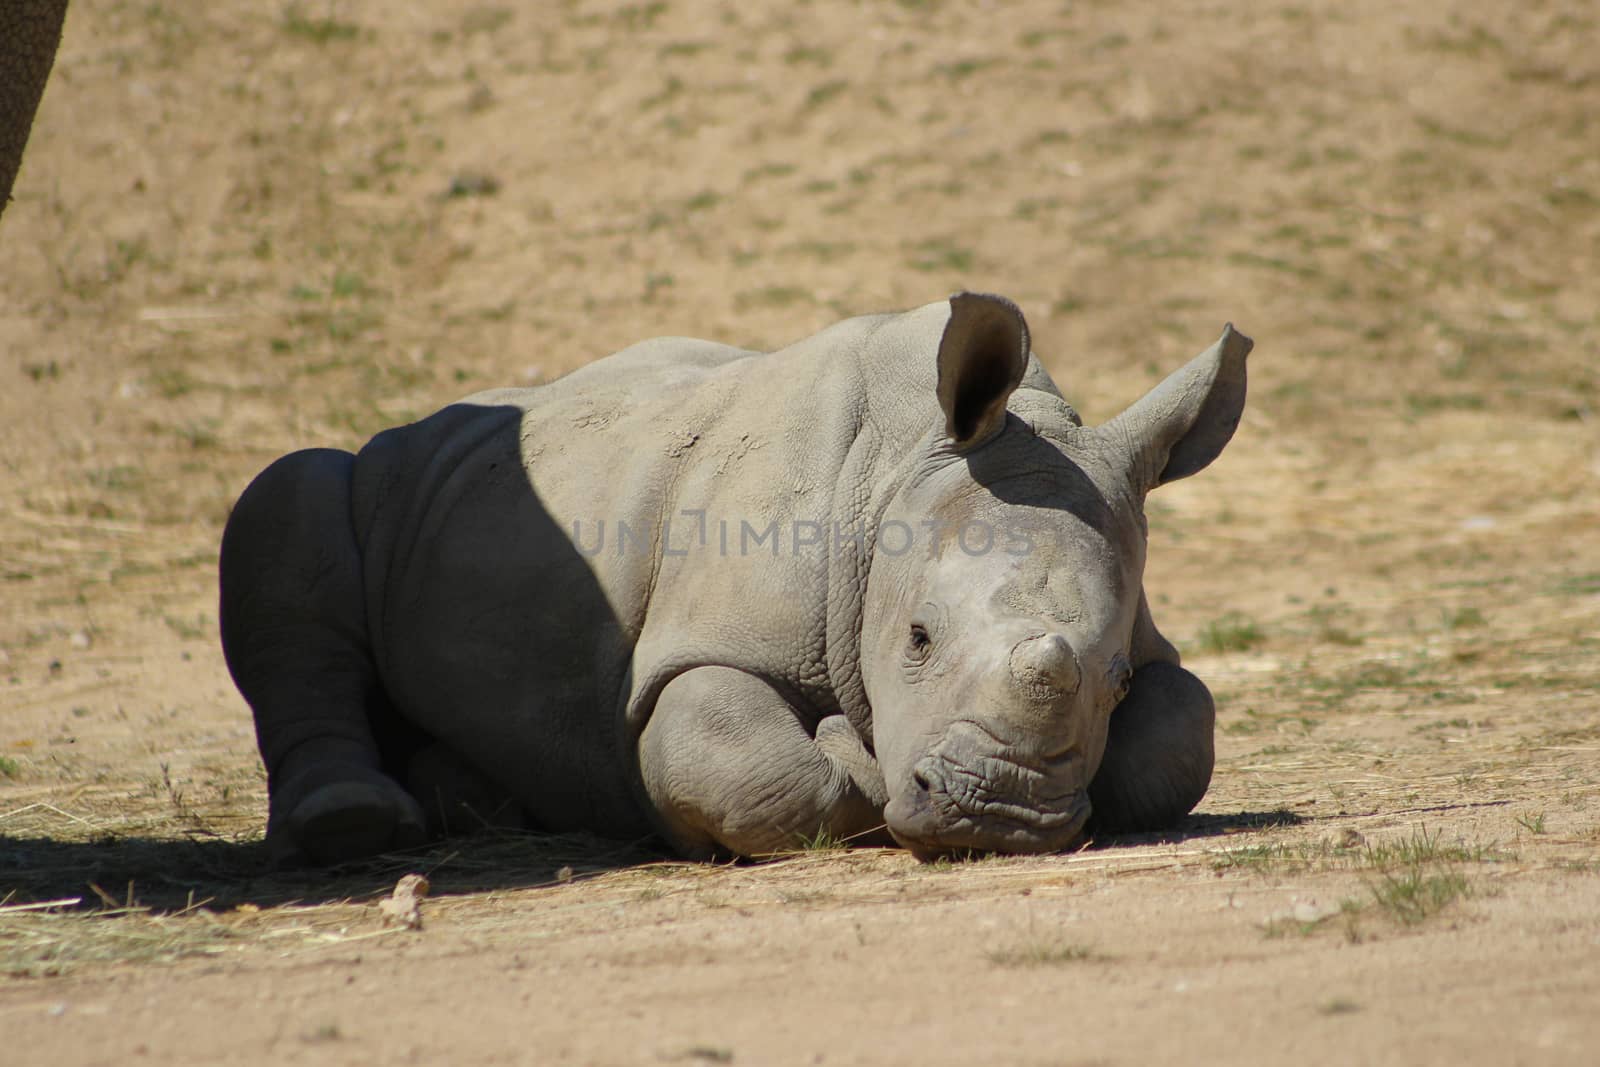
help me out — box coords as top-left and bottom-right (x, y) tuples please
(0, 796), (1327, 977)
(0, 795), (674, 978)
(0, 892), (244, 978)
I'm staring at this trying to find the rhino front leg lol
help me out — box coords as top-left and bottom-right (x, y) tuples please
(639, 667), (889, 858)
(220, 448), (426, 866)
(1087, 661), (1215, 833)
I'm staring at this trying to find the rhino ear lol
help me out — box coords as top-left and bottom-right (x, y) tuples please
(935, 292), (1030, 448)
(1106, 324), (1252, 493)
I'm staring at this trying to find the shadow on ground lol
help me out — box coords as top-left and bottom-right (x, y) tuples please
(3, 808), (1308, 914)
(0, 830), (668, 913)
(1090, 808), (1307, 849)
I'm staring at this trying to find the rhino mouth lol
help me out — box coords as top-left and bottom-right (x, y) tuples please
(885, 747), (1091, 860)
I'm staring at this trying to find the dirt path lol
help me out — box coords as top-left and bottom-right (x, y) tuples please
(2, 2), (1597, 1063)
(9, 846), (1600, 1065)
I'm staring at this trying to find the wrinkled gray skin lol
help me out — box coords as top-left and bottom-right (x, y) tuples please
(220, 293), (1251, 864)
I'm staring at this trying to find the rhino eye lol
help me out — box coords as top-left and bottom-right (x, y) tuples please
(906, 623), (932, 663)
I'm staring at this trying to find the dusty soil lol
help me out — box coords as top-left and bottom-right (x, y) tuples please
(2, 1), (1598, 1063)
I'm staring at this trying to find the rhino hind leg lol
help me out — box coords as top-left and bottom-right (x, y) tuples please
(220, 448), (426, 866)
(639, 667), (889, 858)
(1087, 661), (1216, 834)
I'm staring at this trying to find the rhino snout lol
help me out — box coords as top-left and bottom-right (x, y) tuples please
(885, 740), (1091, 859)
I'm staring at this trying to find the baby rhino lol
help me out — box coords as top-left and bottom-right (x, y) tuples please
(220, 293), (1251, 865)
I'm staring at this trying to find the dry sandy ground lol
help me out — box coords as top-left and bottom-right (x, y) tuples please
(2, 1), (1598, 1064)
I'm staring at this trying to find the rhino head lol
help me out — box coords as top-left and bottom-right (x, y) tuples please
(862, 293), (1250, 858)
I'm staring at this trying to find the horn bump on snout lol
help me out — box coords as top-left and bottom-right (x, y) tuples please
(1009, 632), (1080, 694)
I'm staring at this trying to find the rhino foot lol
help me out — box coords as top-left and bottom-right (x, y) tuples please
(268, 763), (427, 868)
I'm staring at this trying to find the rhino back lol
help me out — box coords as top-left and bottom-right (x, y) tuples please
(342, 338), (762, 834)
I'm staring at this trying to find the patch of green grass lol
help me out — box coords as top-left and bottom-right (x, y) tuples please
(935, 58), (997, 82)
(302, 1022), (343, 1043)
(684, 190), (721, 212)
(735, 286), (811, 311)
(640, 76), (683, 111)
(804, 80), (849, 109)
(1545, 183), (1598, 210)
(174, 421), (220, 450)
(784, 45), (832, 66)
(1219, 706), (1269, 735)
(281, 6), (360, 44)
(88, 466), (145, 492)
(1407, 23), (1505, 57)
(1515, 812), (1547, 835)
(986, 941), (1098, 967)
(795, 826), (848, 852)
(1305, 604), (1364, 647)
(1440, 606), (1486, 630)
(1013, 197), (1062, 220)
(446, 172), (500, 199)
(1214, 827), (1510, 877)
(163, 615), (209, 641)
(615, 2), (668, 31)
(1211, 843), (1305, 872)
(743, 162), (796, 182)
(461, 7), (513, 35)
(1196, 612), (1264, 654)
(1551, 573), (1600, 597)
(1414, 717), (1474, 734)
(142, 4), (197, 67)
(1303, 655), (1472, 711)
(330, 271), (366, 298)
(1362, 826), (1508, 868)
(0, 755), (20, 779)
(1413, 114), (1508, 149)
(1405, 392), (1487, 415)
(643, 272), (675, 301)
(112, 237), (152, 279)
(1226, 250), (1320, 279)
(785, 240), (855, 263)
(1230, 828), (1502, 940)
(148, 367), (199, 399)
(1019, 27), (1071, 48)
(1101, 233), (1205, 262)
(1367, 867), (1469, 925)
(907, 238), (975, 274)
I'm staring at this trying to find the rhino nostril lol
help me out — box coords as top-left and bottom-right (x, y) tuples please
(912, 769), (932, 793)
